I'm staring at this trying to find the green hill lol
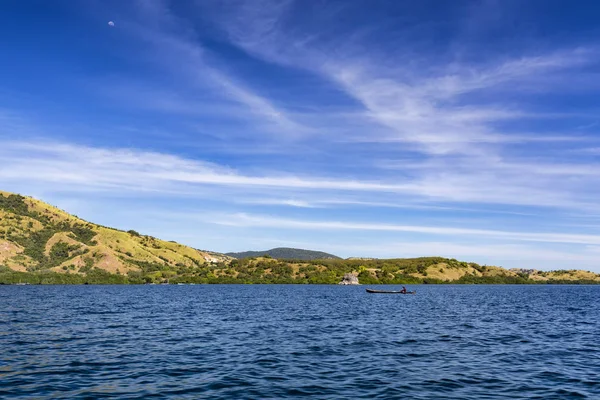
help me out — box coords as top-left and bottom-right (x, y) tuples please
(0, 190), (230, 283)
(222, 257), (600, 284)
(226, 247), (341, 260)
(1, 190), (599, 284)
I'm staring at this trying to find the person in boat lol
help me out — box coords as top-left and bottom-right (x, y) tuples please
(400, 286), (407, 294)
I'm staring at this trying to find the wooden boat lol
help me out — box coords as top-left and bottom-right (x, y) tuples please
(366, 288), (416, 294)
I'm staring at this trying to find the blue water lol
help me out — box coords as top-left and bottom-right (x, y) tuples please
(1, 285), (599, 399)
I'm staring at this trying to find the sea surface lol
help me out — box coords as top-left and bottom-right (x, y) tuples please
(1, 285), (599, 399)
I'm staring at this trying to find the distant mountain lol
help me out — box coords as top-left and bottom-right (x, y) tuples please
(226, 247), (341, 260)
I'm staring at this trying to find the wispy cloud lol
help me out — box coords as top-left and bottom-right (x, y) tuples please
(235, 197), (536, 216)
(3, 139), (600, 212)
(213, 213), (600, 246)
(3, 137), (600, 213)
(0, 140), (411, 193)
(199, 1), (599, 152)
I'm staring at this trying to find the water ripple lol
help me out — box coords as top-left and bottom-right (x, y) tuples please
(1, 284), (599, 399)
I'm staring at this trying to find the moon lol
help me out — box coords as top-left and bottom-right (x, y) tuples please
(108, 21), (115, 27)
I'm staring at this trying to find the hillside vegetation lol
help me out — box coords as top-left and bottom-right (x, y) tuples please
(0, 191), (230, 283)
(226, 247), (341, 260)
(215, 257), (600, 284)
(1, 190), (599, 284)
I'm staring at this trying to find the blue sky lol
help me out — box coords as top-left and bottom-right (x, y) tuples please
(2, 0), (600, 270)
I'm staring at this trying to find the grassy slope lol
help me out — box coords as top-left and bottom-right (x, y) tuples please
(0, 191), (231, 277)
(1, 190), (599, 284)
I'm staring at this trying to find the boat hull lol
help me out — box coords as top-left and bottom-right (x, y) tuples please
(366, 289), (416, 294)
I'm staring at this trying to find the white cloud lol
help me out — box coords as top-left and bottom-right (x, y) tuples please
(0, 140), (407, 192)
(197, 1), (599, 153)
(211, 212), (600, 246)
(323, 50), (598, 155)
(2, 139), (600, 212)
